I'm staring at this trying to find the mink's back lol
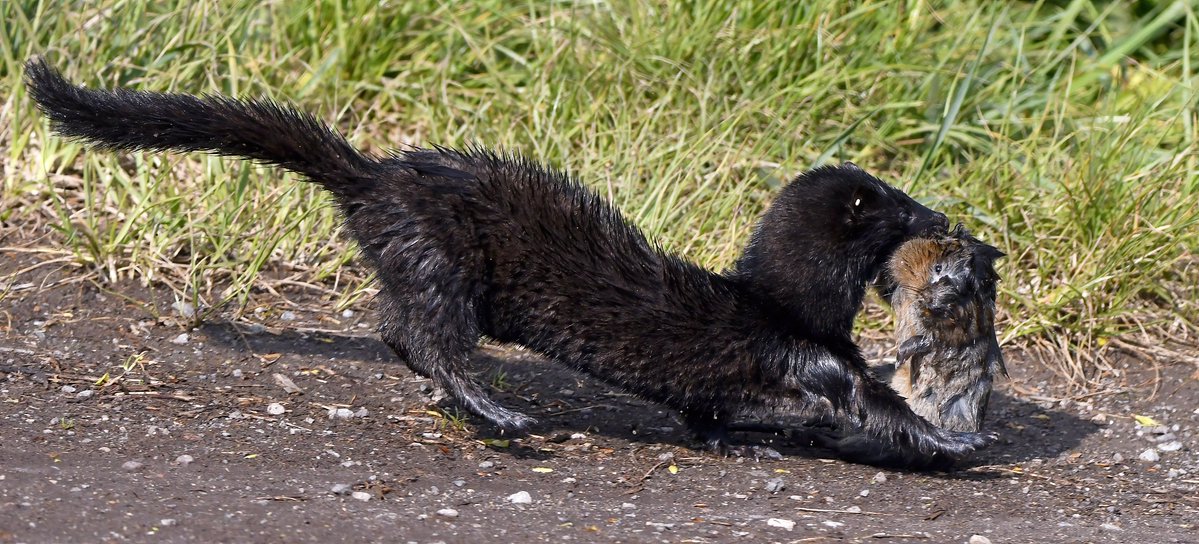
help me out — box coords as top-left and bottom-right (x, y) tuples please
(353, 148), (773, 407)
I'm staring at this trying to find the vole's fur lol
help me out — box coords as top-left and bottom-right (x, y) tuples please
(24, 58), (994, 468)
(885, 226), (1006, 432)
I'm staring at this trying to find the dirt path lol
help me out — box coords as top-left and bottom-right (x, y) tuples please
(1, 246), (1195, 543)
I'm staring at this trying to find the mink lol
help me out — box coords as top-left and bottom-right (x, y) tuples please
(884, 225), (1006, 432)
(23, 58), (994, 468)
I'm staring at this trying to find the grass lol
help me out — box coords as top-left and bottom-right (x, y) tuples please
(1, 0), (1196, 387)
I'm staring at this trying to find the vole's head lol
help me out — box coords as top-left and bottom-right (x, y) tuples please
(732, 163), (949, 334)
(895, 225), (1004, 320)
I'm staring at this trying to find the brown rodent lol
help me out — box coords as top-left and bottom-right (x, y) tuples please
(885, 225), (1006, 432)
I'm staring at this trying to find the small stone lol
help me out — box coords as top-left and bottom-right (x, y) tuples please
(342, 309), (354, 318)
(329, 408), (354, 420)
(1112, 453), (1124, 464)
(351, 491), (372, 502)
(1167, 469), (1180, 479)
(859, 489), (870, 497)
(354, 407), (369, 418)
(280, 311), (297, 321)
(969, 536), (992, 544)
(872, 472), (887, 484)
(1090, 413), (1107, 424)
(1157, 441), (1183, 452)
(267, 403), (286, 416)
(171, 333), (189, 345)
(452, 479), (465, 487)
(766, 518), (795, 531)
(160, 518), (178, 527)
(621, 502), (636, 509)
(764, 477), (785, 493)
(76, 389), (95, 400)
(570, 433), (586, 440)
(231, 369), (244, 379)
(171, 301), (196, 319)
(507, 491), (532, 504)
(174, 455), (194, 466)
(1155, 432), (1178, 442)
(122, 461), (144, 471)
(821, 520), (844, 529)
(1100, 523), (1123, 532)
(657, 452), (675, 462)
(227, 410), (244, 419)
(478, 461), (495, 469)
(61, 385), (77, 394)
(1139, 449), (1161, 462)
(436, 508), (459, 518)
(845, 505), (862, 514)
(331, 484), (352, 495)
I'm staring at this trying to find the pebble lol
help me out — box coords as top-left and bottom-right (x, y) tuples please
(354, 407), (370, 418)
(621, 502), (636, 509)
(478, 461), (495, 469)
(174, 455), (194, 466)
(821, 520), (844, 529)
(436, 508), (459, 518)
(231, 369), (243, 379)
(267, 403), (286, 416)
(331, 484), (352, 495)
(172, 301), (196, 319)
(280, 311), (297, 321)
(122, 461), (144, 471)
(969, 536), (992, 544)
(764, 477), (785, 493)
(507, 491), (532, 504)
(845, 505), (863, 514)
(160, 518), (178, 527)
(872, 472), (887, 484)
(351, 491), (372, 502)
(766, 518), (795, 531)
(859, 489), (870, 497)
(452, 480), (465, 487)
(76, 389), (95, 400)
(61, 385), (77, 394)
(1100, 523), (1123, 532)
(1112, 453), (1124, 464)
(342, 309), (354, 318)
(329, 408), (355, 420)
(171, 333), (189, 345)
(1156, 441), (1183, 452)
(1139, 449), (1161, 462)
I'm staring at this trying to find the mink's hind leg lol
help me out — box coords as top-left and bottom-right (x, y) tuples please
(377, 299), (536, 434)
(685, 412), (783, 461)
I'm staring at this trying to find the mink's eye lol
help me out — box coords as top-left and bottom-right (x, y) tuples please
(853, 198), (861, 208)
(934, 264), (942, 274)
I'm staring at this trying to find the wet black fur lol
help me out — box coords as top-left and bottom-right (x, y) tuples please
(24, 58), (994, 468)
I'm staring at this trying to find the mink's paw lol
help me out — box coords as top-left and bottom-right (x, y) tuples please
(488, 410), (537, 435)
(717, 444), (784, 461)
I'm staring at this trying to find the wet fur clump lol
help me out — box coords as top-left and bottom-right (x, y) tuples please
(885, 225), (1006, 432)
(23, 57), (996, 468)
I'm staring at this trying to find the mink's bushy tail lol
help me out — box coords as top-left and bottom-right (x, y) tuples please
(23, 57), (376, 201)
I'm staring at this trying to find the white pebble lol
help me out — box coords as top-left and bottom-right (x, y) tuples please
(766, 518), (795, 531)
(351, 491), (372, 502)
(969, 536), (992, 544)
(478, 461), (495, 469)
(844, 505), (862, 514)
(171, 301), (196, 319)
(1157, 441), (1183, 452)
(160, 518), (178, 527)
(1139, 448), (1161, 462)
(231, 369), (243, 379)
(329, 408), (355, 420)
(507, 491), (532, 504)
(61, 385), (77, 394)
(354, 407), (369, 418)
(122, 461), (143, 471)
(872, 472), (887, 484)
(621, 502), (636, 509)
(436, 508), (459, 518)
(76, 389), (94, 399)
(342, 309), (354, 318)
(821, 520), (844, 529)
(267, 403), (286, 416)
(859, 489), (870, 497)
(331, 484), (352, 495)
(171, 333), (189, 345)
(1100, 523), (1123, 532)
(174, 455), (194, 466)
(280, 311), (297, 321)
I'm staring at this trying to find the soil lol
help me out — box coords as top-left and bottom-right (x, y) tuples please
(1, 238), (1196, 544)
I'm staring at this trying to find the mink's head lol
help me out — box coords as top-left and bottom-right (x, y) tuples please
(890, 225), (1004, 322)
(731, 163), (949, 336)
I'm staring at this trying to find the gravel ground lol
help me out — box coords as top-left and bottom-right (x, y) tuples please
(1, 244), (1196, 543)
